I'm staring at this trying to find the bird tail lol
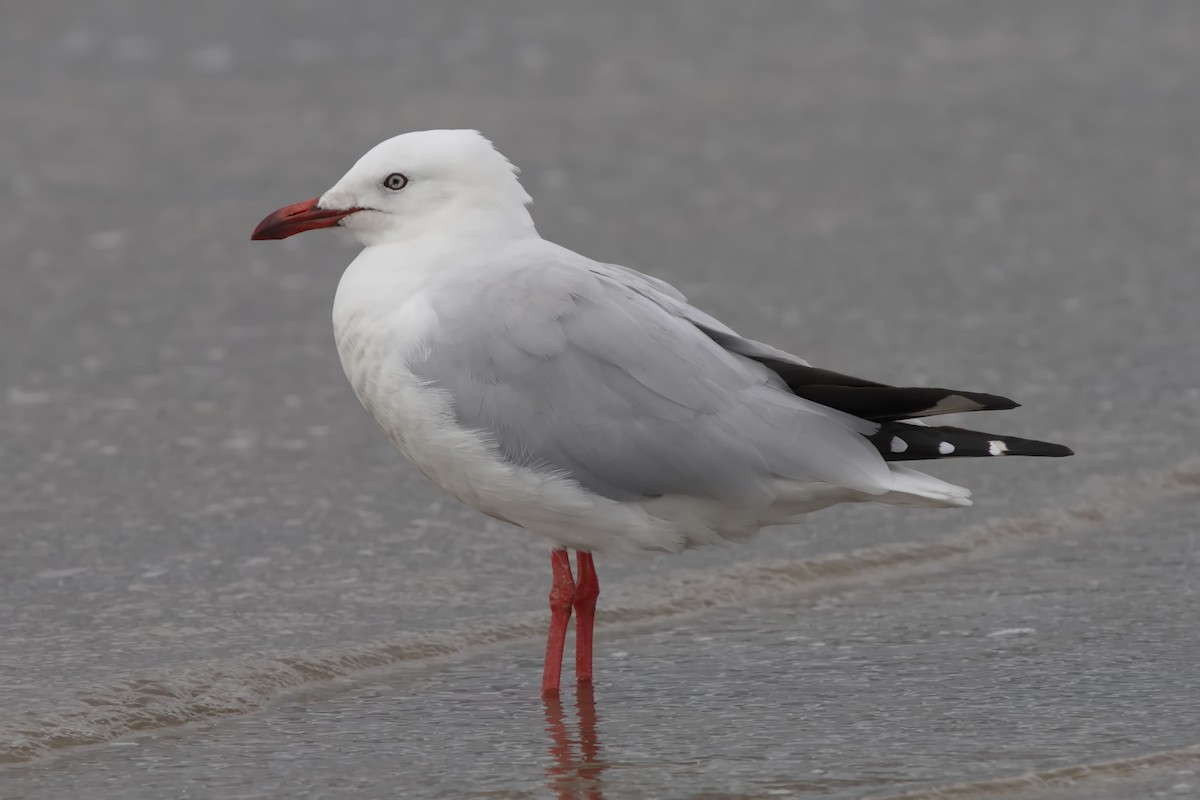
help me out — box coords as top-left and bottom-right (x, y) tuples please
(865, 422), (1074, 462)
(881, 466), (974, 507)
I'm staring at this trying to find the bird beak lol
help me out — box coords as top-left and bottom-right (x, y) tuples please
(250, 197), (360, 240)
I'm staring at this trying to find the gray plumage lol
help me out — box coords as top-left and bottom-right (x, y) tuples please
(408, 241), (892, 505)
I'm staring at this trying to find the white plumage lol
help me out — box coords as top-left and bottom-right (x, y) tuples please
(251, 129), (1070, 693)
(309, 130), (973, 555)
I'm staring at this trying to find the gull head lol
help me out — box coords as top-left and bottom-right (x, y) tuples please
(251, 129), (534, 247)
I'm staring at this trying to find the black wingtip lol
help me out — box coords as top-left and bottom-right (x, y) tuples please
(791, 386), (1027, 423)
(974, 392), (1020, 412)
(1006, 437), (1073, 458)
(868, 423), (1075, 461)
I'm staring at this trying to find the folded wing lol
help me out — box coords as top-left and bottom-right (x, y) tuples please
(411, 255), (895, 505)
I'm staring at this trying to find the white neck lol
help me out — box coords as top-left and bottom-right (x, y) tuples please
(349, 194), (538, 249)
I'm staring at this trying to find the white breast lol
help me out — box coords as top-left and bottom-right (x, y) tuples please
(331, 247), (471, 481)
(330, 246), (685, 554)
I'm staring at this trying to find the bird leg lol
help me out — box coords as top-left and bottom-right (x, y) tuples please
(542, 549), (576, 695)
(573, 551), (599, 685)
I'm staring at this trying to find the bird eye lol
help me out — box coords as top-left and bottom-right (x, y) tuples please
(383, 172), (409, 191)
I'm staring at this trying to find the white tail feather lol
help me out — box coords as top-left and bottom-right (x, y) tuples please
(880, 466), (973, 508)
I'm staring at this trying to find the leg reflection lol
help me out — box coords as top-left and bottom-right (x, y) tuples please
(542, 683), (607, 800)
(574, 682), (604, 800)
(543, 693), (575, 800)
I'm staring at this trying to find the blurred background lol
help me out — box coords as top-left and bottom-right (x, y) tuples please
(2, 2), (1199, 798)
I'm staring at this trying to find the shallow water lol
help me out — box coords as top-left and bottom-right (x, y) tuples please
(6, 496), (1199, 799)
(4, 1), (1200, 797)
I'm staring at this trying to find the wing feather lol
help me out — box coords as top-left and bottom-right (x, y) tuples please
(409, 246), (892, 504)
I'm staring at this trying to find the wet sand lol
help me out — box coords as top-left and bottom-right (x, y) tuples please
(3, 1), (1200, 797)
(6, 494), (1199, 798)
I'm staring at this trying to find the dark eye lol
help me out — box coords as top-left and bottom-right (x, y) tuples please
(383, 172), (409, 191)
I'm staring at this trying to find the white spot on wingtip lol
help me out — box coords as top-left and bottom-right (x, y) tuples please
(938, 441), (955, 455)
(890, 436), (908, 453)
(927, 394), (983, 414)
(989, 440), (1008, 456)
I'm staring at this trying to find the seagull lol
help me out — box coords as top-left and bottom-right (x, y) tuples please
(251, 129), (1072, 695)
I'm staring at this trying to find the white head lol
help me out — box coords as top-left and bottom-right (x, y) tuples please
(251, 129), (535, 246)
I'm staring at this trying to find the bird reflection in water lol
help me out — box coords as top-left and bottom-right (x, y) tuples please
(543, 683), (606, 800)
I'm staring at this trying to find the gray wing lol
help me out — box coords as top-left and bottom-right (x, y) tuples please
(411, 249), (890, 504)
(587, 259), (815, 369)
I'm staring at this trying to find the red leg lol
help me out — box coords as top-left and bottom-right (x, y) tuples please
(541, 549), (575, 696)
(573, 551), (600, 685)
